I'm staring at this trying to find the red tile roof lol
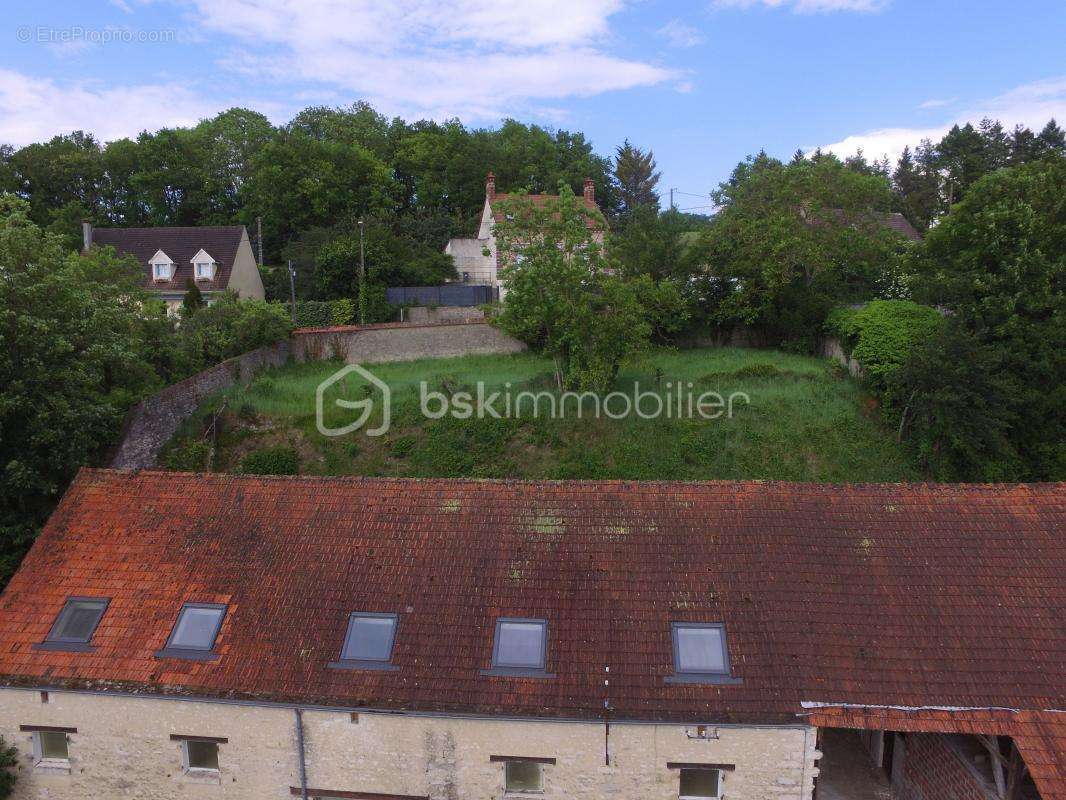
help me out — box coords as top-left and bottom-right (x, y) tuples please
(0, 470), (1062, 726)
(491, 194), (606, 231)
(880, 212), (923, 241)
(91, 225), (246, 293)
(805, 706), (1066, 800)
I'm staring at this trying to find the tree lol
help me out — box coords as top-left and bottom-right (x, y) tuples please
(181, 279), (206, 316)
(1008, 124), (1039, 165)
(0, 735), (16, 798)
(614, 140), (661, 217)
(892, 145), (939, 232)
(240, 130), (396, 262)
(1036, 118), (1066, 156)
(904, 158), (1066, 480)
(701, 152), (904, 347)
(494, 185), (650, 390)
(937, 123), (990, 205)
(195, 108), (275, 223)
(610, 205), (699, 283)
(173, 294), (292, 370)
(0, 195), (161, 583)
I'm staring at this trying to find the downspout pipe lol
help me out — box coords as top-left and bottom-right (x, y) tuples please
(295, 707), (309, 800)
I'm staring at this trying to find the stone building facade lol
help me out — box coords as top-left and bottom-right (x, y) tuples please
(0, 689), (817, 800)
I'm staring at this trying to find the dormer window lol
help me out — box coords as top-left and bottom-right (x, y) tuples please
(149, 249), (175, 282)
(191, 249), (217, 281)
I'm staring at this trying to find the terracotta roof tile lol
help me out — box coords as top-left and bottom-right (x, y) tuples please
(491, 193), (606, 231)
(805, 707), (1066, 800)
(0, 471), (1062, 727)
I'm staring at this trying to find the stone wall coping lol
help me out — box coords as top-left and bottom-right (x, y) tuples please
(294, 318), (494, 335)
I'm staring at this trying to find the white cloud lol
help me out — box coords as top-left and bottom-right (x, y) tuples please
(713, 0), (889, 13)
(177, 0), (675, 120)
(918, 97), (955, 109)
(821, 76), (1066, 164)
(656, 19), (705, 48)
(0, 69), (223, 146)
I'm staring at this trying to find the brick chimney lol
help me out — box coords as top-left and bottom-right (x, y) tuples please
(82, 220), (92, 253)
(583, 177), (595, 203)
(486, 171), (496, 201)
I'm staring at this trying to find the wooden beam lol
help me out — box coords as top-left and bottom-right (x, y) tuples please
(1004, 741), (1027, 800)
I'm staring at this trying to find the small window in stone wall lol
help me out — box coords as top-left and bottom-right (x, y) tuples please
(183, 739), (219, 771)
(34, 730), (69, 762)
(505, 760), (543, 793)
(679, 768), (721, 799)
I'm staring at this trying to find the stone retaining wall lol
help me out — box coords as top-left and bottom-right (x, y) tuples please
(109, 341), (291, 469)
(292, 318), (525, 364)
(109, 320), (526, 469)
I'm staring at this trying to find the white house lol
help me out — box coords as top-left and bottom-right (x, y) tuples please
(445, 172), (607, 292)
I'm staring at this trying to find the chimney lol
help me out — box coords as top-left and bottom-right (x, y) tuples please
(486, 171), (496, 201)
(583, 177), (595, 203)
(82, 220), (92, 253)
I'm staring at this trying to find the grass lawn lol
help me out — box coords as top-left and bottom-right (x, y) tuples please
(161, 347), (919, 482)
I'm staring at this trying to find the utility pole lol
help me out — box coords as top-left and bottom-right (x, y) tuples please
(357, 220), (366, 325)
(288, 260), (297, 325)
(670, 187), (676, 210)
(256, 216), (263, 267)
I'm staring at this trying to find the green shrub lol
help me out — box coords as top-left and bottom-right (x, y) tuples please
(389, 435), (416, 458)
(0, 734), (17, 798)
(163, 440), (211, 472)
(292, 300), (335, 328)
(827, 300), (944, 400)
(239, 445), (299, 475)
(330, 298), (355, 326)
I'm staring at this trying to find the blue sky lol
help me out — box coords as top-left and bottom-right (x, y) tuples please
(3, 0), (1065, 202)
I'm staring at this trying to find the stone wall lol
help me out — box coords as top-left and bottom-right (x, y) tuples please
(108, 320), (526, 470)
(0, 687), (817, 800)
(403, 305), (486, 324)
(292, 319), (525, 365)
(108, 341), (291, 469)
(818, 336), (864, 378)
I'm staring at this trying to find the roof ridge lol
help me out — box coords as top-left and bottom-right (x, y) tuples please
(77, 467), (1066, 491)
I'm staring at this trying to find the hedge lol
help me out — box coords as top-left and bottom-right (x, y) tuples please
(826, 300), (944, 400)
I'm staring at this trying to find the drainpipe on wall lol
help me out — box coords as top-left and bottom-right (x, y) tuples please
(294, 708), (309, 800)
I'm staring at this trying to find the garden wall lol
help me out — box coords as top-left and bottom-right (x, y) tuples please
(109, 341), (292, 469)
(291, 318), (525, 364)
(108, 320), (525, 470)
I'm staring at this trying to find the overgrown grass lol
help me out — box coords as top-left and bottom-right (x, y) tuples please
(161, 347), (919, 482)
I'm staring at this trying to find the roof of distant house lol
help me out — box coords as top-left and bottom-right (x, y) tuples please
(90, 225), (246, 293)
(880, 211), (922, 241)
(490, 192), (606, 232)
(0, 470), (1061, 727)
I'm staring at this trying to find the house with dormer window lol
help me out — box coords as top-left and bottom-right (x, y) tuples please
(83, 224), (265, 315)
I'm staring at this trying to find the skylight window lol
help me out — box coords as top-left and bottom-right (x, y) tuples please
(669, 623), (739, 684)
(330, 612), (398, 670)
(156, 603), (226, 659)
(37, 597), (108, 650)
(491, 618), (548, 672)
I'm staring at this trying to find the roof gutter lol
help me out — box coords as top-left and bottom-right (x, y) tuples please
(294, 708), (309, 800)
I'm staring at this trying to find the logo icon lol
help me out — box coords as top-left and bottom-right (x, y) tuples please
(316, 364), (391, 437)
